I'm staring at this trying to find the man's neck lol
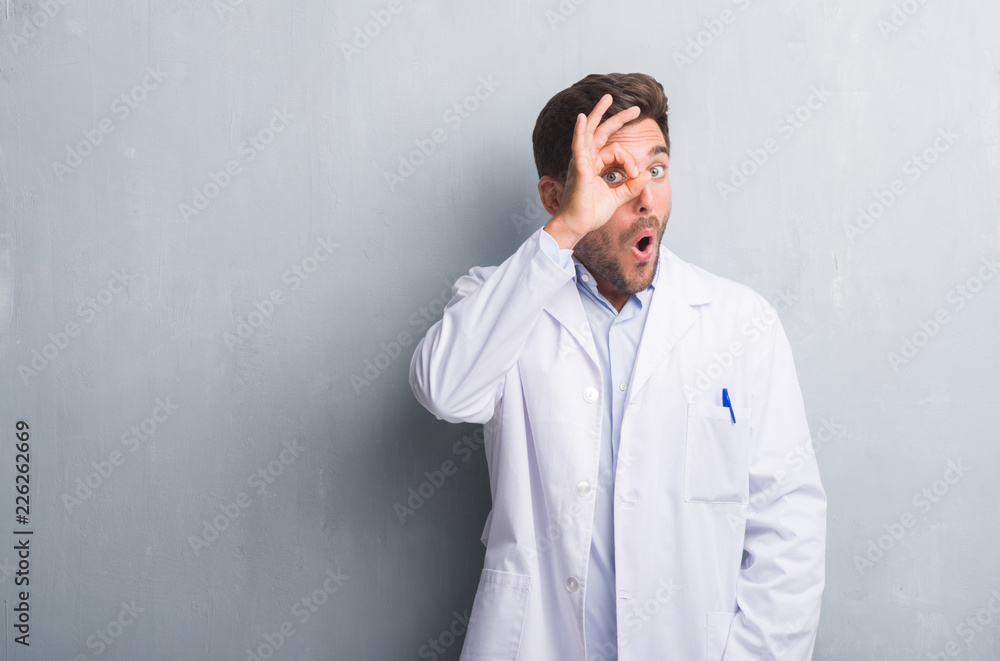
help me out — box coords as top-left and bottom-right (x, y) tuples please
(572, 261), (630, 313)
(574, 252), (661, 313)
(595, 277), (630, 313)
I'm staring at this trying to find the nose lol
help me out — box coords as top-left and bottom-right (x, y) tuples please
(635, 178), (654, 214)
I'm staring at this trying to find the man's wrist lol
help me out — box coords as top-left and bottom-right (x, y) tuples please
(543, 215), (585, 250)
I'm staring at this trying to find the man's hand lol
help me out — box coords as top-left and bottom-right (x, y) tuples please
(543, 94), (653, 250)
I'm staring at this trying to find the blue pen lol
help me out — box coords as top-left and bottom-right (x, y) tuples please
(722, 388), (736, 424)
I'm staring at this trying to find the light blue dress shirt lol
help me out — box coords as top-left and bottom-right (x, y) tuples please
(540, 228), (661, 661)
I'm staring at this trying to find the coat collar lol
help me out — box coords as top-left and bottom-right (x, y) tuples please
(629, 246), (711, 401)
(542, 246), (712, 400)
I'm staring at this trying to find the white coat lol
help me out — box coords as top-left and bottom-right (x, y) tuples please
(409, 226), (826, 661)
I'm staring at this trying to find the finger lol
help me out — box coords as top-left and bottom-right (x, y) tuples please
(571, 112), (586, 156)
(613, 170), (652, 205)
(597, 142), (640, 179)
(568, 113), (590, 178)
(593, 105), (641, 149)
(584, 94), (614, 144)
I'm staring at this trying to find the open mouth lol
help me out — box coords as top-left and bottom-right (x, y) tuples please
(630, 229), (656, 262)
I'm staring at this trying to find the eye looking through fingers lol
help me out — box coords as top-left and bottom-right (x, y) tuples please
(602, 170), (626, 185)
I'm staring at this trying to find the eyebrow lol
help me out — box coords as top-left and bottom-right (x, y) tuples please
(601, 144), (670, 173)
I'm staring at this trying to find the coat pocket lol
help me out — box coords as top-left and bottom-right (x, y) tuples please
(460, 569), (531, 660)
(705, 611), (737, 661)
(684, 403), (751, 504)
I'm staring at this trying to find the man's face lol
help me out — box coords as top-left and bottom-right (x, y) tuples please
(573, 117), (672, 296)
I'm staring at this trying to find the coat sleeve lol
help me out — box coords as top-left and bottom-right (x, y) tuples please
(409, 227), (574, 424)
(724, 307), (827, 661)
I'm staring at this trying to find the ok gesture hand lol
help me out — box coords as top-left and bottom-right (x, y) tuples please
(544, 94), (652, 249)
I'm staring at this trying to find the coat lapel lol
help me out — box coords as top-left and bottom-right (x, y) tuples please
(542, 278), (602, 370)
(539, 247), (712, 389)
(628, 248), (712, 402)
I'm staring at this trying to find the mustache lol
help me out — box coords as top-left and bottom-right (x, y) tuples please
(621, 216), (661, 245)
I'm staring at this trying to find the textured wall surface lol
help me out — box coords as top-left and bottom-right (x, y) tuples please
(1, 1), (998, 660)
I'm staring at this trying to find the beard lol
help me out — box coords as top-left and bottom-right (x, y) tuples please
(574, 210), (668, 296)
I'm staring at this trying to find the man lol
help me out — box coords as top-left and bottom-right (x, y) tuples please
(409, 72), (826, 661)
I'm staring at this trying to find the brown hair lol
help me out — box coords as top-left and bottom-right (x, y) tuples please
(532, 72), (670, 182)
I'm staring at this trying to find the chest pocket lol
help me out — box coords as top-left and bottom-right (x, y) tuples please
(684, 403), (751, 504)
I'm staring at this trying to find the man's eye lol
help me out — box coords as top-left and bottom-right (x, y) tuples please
(650, 165), (665, 178)
(602, 171), (624, 184)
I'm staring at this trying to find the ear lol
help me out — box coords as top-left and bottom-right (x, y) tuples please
(537, 176), (564, 217)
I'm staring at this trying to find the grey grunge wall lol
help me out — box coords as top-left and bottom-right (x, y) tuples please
(1, 1), (998, 660)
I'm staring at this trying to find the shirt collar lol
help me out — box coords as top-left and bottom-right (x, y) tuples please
(571, 248), (662, 311)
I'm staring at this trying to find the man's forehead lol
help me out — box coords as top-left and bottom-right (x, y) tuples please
(607, 117), (668, 156)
